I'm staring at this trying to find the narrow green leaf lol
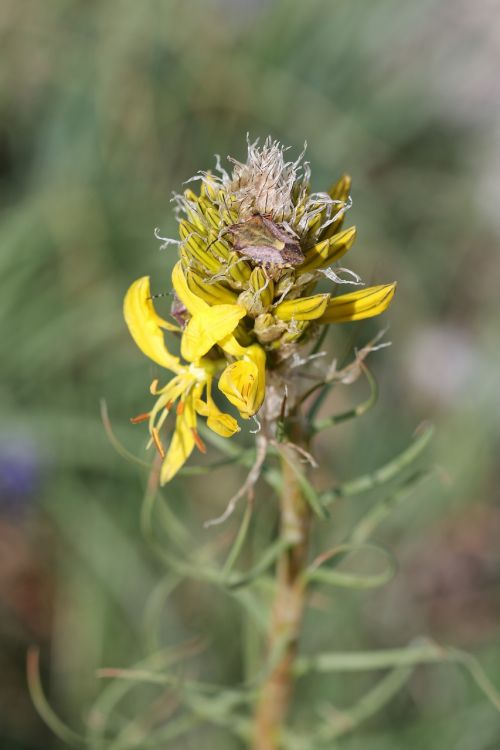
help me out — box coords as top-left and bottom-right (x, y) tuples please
(87, 646), (197, 745)
(350, 469), (433, 544)
(226, 538), (292, 589)
(315, 667), (413, 743)
(295, 639), (500, 711)
(222, 501), (253, 577)
(312, 365), (378, 433)
(27, 647), (85, 748)
(279, 447), (328, 519)
(322, 423), (434, 503)
(305, 543), (396, 590)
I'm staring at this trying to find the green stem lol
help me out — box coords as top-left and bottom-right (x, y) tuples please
(252, 429), (311, 750)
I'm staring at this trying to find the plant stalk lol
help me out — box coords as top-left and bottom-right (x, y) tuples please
(252, 432), (311, 749)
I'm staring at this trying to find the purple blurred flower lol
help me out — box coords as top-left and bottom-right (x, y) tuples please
(0, 437), (41, 516)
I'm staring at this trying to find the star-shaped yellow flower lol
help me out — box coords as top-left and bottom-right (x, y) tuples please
(124, 271), (265, 483)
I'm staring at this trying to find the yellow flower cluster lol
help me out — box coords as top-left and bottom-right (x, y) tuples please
(124, 138), (395, 483)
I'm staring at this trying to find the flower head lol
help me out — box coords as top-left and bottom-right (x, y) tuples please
(124, 137), (396, 482)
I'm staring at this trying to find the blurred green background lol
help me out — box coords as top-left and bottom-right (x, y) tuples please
(1, 0), (500, 748)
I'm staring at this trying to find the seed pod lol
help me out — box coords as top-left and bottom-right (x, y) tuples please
(254, 313), (286, 343)
(282, 319), (309, 343)
(238, 289), (264, 318)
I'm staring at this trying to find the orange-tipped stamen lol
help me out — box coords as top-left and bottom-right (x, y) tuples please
(130, 412), (150, 424)
(151, 427), (165, 458)
(176, 401), (185, 416)
(192, 429), (207, 454)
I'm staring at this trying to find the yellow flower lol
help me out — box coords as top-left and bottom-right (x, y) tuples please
(172, 260), (267, 415)
(124, 274), (265, 483)
(218, 344), (266, 419)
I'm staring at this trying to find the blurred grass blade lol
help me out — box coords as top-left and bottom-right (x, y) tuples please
(227, 537), (292, 589)
(100, 398), (151, 468)
(143, 574), (182, 652)
(139, 459), (205, 578)
(222, 500), (254, 577)
(350, 469), (433, 544)
(199, 423), (253, 460)
(119, 714), (202, 750)
(27, 647), (85, 748)
(89, 641), (209, 746)
(317, 667), (413, 742)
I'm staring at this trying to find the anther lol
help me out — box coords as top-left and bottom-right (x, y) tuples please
(130, 412), (150, 424)
(192, 429), (207, 454)
(151, 427), (165, 458)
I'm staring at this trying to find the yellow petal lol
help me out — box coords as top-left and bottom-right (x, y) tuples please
(275, 293), (329, 321)
(160, 394), (197, 484)
(218, 333), (248, 358)
(172, 261), (209, 316)
(218, 345), (266, 419)
(194, 398), (209, 417)
(181, 304), (246, 362)
(195, 381), (240, 438)
(207, 409), (240, 438)
(124, 277), (182, 372)
(160, 418), (195, 484)
(318, 283), (396, 323)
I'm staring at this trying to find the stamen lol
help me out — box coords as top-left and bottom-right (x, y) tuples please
(130, 412), (150, 424)
(192, 429), (207, 454)
(150, 379), (159, 394)
(176, 401), (185, 416)
(151, 427), (166, 458)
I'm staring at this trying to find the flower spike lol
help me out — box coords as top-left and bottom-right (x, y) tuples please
(124, 137), (396, 481)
